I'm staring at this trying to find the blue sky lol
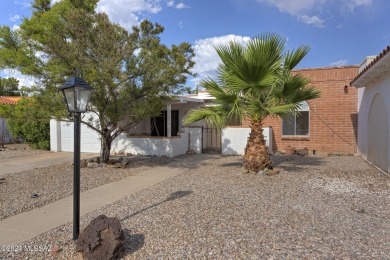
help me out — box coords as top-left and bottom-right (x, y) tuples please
(1, 0), (389, 87)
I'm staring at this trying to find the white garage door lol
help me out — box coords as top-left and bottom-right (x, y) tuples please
(59, 121), (101, 153)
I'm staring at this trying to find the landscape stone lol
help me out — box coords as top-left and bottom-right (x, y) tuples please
(87, 162), (99, 168)
(76, 215), (124, 260)
(80, 159), (87, 168)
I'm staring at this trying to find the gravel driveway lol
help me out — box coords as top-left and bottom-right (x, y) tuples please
(2, 154), (390, 259)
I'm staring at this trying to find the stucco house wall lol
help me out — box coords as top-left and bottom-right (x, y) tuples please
(241, 66), (359, 154)
(351, 47), (390, 173)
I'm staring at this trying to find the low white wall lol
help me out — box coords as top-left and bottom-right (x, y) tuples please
(111, 127), (201, 157)
(221, 127), (273, 155)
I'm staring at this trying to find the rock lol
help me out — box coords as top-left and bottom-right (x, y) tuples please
(285, 146), (296, 155)
(87, 162), (99, 168)
(0, 178), (5, 184)
(96, 157), (101, 164)
(121, 158), (130, 166)
(265, 168), (280, 176)
(126, 153), (133, 156)
(117, 150), (125, 156)
(76, 215), (124, 260)
(109, 159), (119, 165)
(117, 157), (123, 163)
(296, 147), (309, 156)
(31, 193), (39, 199)
(80, 159), (87, 168)
(274, 151), (286, 156)
(99, 163), (107, 167)
(51, 247), (62, 256)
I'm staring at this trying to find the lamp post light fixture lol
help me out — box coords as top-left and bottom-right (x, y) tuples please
(60, 76), (93, 240)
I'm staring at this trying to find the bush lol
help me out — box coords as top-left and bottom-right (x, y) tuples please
(8, 119), (50, 150)
(5, 98), (51, 150)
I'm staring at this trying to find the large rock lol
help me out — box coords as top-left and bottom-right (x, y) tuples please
(76, 215), (124, 260)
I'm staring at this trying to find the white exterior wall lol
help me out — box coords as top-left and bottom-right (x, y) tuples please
(221, 127), (273, 155)
(111, 128), (200, 157)
(357, 76), (390, 171)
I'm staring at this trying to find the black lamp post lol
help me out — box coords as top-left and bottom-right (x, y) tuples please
(60, 76), (93, 240)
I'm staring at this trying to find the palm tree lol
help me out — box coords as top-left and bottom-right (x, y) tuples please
(184, 33), (320, 172)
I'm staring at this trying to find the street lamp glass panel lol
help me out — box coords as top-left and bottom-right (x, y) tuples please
(75, 87), (91, 112)
(64, 88), (75, 112)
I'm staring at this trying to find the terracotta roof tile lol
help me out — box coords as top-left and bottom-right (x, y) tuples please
(0, 96), (23, 105)
(350, 45), (390, 85)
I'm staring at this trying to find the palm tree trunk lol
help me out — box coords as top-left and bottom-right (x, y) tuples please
(243, 120), (272, 172)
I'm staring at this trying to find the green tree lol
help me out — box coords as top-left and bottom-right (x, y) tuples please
(184, 33), (320, 172)
(0, 0), (195, 162)
(0, 77), (20, 96)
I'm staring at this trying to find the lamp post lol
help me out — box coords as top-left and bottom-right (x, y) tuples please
(60, 76), (93, 240)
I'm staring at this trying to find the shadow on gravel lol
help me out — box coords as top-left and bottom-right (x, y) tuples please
(120, 190), (193, 222)
(271, 155), (325, 172)
(122, 229), (145, 256)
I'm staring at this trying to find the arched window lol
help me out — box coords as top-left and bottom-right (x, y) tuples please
(282, 101), (310, 136)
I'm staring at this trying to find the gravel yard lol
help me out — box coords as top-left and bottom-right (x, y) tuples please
(2, 154), (390, 259)
(0, 156), (174, 220)
(0, 144), (50, 160)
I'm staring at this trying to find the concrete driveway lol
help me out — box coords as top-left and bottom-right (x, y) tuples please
(0, 152), (99, 177)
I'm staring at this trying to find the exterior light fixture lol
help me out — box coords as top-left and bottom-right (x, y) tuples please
(60, 76), (93, 240)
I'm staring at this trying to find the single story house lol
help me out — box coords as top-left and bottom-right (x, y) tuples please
(51, 66), (359, 157)
(0, 96), (23, 144)
(350, 45), (390, 173)
(51, 90), (273, 156)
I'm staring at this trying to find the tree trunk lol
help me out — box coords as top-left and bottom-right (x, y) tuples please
(101, 135), (112, 164)
(243, 120), (272, 172)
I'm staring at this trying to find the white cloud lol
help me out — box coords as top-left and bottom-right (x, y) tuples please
(96, 0), (163, 31)
(1, 70), (36, 88)
(336, 23), (344, 29)
(191, 35), (251, 86)
(179, 21), (183, 28)
(346, 0), (372, 12)
(9, 14), (21, 22)
(175, 2), (189, 9)
(257, 0), (322, 16)
(256, 0), (373, 27)
(330, 59), (348, 66)
(298, 15), (325, 27)
(167, 0), (175, 7)
(14, 0), (30, 8)
(12, 25), (20, 31)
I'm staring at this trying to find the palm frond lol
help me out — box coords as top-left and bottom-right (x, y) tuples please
(283, 45), (310, 70)
(183, 107), (227, 129)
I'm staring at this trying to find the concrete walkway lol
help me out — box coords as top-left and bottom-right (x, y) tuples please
(0, 154), (217, 245)
(0, 152), (99, 177)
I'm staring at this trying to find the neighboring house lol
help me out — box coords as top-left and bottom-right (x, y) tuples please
(0, 96), (23, 144)
(350, 45), (390, 173)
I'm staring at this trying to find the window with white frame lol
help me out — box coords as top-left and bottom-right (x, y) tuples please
(282, 101), (310, 136)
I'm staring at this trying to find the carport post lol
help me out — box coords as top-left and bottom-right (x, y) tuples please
(73, 112), (81, 240)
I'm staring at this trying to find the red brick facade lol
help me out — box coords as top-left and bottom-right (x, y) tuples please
(241, 66), (359, 154)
